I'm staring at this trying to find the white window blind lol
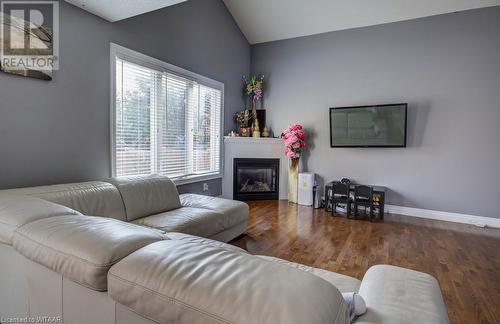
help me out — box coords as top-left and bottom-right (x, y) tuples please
(114, 53), (222, 182)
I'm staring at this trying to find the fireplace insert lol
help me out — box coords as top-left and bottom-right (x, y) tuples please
(233, 158), (280, 201)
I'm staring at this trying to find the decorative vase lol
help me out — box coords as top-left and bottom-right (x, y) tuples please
(288, 158), (299, 203)
(251, 100), (260, 137)
(252, 124), (261, 137)
(262, 127), (270, 137)
(239, 127), (251, 137)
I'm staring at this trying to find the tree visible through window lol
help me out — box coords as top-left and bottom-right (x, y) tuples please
(114, 56), (222, 181)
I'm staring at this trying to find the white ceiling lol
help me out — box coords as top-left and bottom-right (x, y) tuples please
(223, 0), (500, 44)
(64, 0), (187, 22)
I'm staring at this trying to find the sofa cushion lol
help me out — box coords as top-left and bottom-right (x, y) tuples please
(106, 175), (181, 222)
(0, 195), (81, 245)
(258, 256), (361, 293)
(13, 215), (164, 291)
(108, 240), (350, 324)
(180, 194), (249, 226)
(132, 207), (226, 238)
(207, 221), (248, 243)
(1, 181), (127, 221)
(357, 265), (450, 324)
(164, 232), (248, 254)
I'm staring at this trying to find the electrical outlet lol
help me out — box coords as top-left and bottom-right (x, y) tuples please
(203, 183), (209, 192)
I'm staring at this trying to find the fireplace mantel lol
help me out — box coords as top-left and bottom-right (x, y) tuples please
(223, 136), (284, 145)
(222, 136), (288, 200)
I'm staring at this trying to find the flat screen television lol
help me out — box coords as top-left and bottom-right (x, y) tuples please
(330, 103), (407, 147)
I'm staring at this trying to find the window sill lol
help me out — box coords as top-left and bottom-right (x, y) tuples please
(173, 173), (222, 186)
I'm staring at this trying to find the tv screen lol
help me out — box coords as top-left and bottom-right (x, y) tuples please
(330, 104), (407, 147)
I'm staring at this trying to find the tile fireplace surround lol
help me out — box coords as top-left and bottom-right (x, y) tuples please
(222, 137), (288, 200)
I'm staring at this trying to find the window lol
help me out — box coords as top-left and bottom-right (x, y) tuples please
(111, 44), (223, 183)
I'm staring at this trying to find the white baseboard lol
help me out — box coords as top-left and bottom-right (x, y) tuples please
(386, 204), (500, 229)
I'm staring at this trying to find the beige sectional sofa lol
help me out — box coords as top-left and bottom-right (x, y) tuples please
(0, 175), (248, 243)
(0, 175), (450, 324)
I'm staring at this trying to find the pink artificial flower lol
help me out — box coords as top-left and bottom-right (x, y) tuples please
(253, 86), (263, 101)
(283, 124), (307, 160)
(284, 135), (298, 146)
(289, 124), (302, 132)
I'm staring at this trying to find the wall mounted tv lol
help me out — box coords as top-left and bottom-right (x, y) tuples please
(329, 103), (407, 147)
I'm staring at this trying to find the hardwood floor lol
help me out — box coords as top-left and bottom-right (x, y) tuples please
(231, 200), (500, 324)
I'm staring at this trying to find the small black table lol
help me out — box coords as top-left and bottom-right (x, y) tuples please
(324, 182), (386, 218)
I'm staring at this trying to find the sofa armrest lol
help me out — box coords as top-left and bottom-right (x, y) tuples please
(357, 265), (450, 324)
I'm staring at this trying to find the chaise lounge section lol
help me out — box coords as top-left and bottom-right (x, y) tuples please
(0, 175), (450, 324)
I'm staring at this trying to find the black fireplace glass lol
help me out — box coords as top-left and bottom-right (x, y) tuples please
(236, 167), (276, 193)
(233, 158), (279, 201)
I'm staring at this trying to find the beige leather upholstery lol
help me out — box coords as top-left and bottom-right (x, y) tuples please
(180, 193), (249, 226)
(13, 215), (164, 291)
(133, 207), (228, 238)
(0, 177), (450, 324)
(208, 221), (248, 243)
(133, 193), (249, 241)
(0, 195), (81, 245)
(106, 175), (181, 222)
(108, 240), (350, 324)
(357, 265), (450, 324)
(1, 176), (249, 245)
(1, 182), (127, 221)
(164, 232), (248, 254)
(258, 255), (361, 293)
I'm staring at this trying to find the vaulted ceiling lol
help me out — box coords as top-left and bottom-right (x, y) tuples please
(65, 0), (500, 43)
(223, 0), (500, 44)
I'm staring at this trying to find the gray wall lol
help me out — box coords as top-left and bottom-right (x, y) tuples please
(252, 7), (500, 218)
(0, 0), (250, 195)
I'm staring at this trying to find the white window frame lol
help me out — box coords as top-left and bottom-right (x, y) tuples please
(110, 43), (224, 185)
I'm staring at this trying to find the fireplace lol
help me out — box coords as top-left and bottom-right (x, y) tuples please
(233, 158), (280, 201)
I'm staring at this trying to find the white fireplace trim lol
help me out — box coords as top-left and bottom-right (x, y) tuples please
(222, 136), (288, 200)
